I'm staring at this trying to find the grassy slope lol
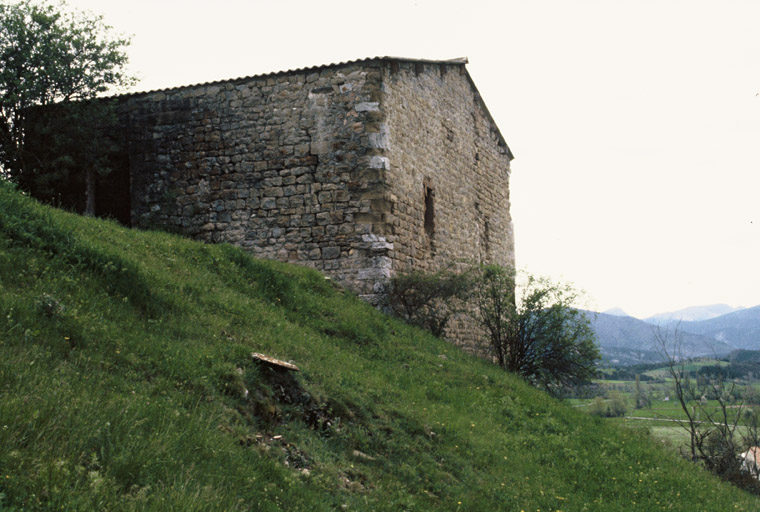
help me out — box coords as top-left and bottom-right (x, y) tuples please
(0, 181), (756, 511)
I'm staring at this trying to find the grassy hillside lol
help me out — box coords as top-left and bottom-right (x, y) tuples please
(0, 180), (757, 511)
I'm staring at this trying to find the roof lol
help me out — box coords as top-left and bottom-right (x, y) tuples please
(742, 447), (760, 462)
(122, 56), (469, 97)
(120, 56), (513, 160)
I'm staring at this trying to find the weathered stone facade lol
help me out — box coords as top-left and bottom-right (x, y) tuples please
(113, 57), (514, 353)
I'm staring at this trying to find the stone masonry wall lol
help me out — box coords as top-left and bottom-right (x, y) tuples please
(380, 61), (515, 354)
(119, 62), (394, 298)
(110, 58), (514, 355)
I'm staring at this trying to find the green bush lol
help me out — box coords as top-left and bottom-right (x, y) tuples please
(588, 392), (628, 418)
(381, 267), (472, 337)
(473, 265), (600, 393)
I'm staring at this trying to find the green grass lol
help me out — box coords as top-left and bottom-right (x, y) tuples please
(580, 374), (760, 456)
(628, 400), (747, 422)
(643, 360), (729, 380)
(0, 180), (758, 511)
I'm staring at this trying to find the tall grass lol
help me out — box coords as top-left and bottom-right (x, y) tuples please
(0, 180), (757, 510)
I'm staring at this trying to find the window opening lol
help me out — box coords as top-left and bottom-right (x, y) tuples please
(424, 185), (435, 237)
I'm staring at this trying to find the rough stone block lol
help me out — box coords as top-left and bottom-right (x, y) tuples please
(368, 156), (390, 170)
(322, 246), (340, 259)
(355, 102), (380, 112)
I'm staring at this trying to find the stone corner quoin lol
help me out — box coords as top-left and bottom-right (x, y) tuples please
(102, 57), (514, 354)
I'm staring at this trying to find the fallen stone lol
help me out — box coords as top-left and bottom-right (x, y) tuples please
(251, 353), (300, 372)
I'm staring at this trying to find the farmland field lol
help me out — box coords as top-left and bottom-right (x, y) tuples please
(577, 359), (760, 453)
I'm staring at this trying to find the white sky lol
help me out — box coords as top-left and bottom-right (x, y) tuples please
(67, 0), (760, 318)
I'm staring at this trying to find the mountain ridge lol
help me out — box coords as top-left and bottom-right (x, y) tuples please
(675, 305), (760, 350)
(644, 304), (746, 324)
(583, 310), (733, 365)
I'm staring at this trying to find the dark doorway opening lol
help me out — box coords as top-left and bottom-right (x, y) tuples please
(95, 150), (131, 226)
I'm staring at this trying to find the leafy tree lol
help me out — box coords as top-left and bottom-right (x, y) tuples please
(473, 265), (600, 393)
(0, 0), (133, 213)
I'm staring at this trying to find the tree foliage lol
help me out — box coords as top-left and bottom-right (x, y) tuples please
(588, 392), (628, 418)
(474, 265), (600, 393)
(0, 0), (133, 210)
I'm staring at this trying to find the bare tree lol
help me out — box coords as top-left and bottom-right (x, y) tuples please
(654, 324), (760, 492)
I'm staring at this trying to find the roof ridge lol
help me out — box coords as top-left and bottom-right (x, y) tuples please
(116, 56), (469, 98)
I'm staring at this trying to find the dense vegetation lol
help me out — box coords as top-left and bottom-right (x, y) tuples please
(0, 181), (757, 510)
(0, 0), (133, 213)
(385, 265), (600, 393)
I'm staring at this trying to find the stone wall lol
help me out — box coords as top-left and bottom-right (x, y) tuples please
(119, 61), (394, 298)
(379, 60), (515, 353)
(380, 60), (514, 271)
(110, 57), (514, 355)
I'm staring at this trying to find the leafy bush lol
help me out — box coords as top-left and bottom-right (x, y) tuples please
(384, 265), (600, 394)
(381, 267), (472, 337)
(588, 392), (628, 418)
(473, 265), (600, 393)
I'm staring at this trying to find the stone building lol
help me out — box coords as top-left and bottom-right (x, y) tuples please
(103, 56), (515, 352)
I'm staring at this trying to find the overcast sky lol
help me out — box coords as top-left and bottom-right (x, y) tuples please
(66, 0), (760, 318)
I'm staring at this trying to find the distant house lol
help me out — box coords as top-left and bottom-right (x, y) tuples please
(740, 447), (760, 479)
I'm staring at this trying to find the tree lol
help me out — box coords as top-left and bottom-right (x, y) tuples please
(473, 265), (600, 393)
(654, 324), (760, 493)
(0, 0), (133, 213)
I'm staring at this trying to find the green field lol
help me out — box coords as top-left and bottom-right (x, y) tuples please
(642, 360), (730, 380)
(1, 180), (758, 510)
(584, 364), (760, 457)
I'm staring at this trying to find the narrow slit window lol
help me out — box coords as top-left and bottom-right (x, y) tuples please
(424, 185), (435, 237)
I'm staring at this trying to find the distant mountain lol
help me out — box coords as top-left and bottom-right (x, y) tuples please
(676, 305), (760, 350)
(644, 304), (744, 324)
(602, 307), (629, 317)
(583, 311), (734, 366)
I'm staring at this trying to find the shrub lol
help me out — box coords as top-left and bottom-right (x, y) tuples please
(382, 267), (472, 337)
(473, 265), (600, 393)
(588, 392), (628, 418)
